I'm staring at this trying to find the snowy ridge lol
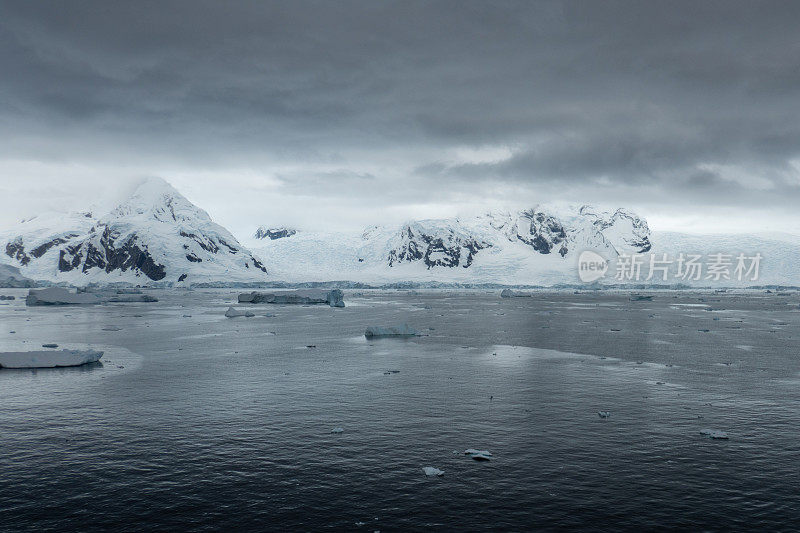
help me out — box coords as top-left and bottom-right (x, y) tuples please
(250, 206), (799, 286)
(250, 205), (657, 285)
(0, 178), (268, 285)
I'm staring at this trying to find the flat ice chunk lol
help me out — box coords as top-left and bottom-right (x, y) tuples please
(225, 306), (255, 318)
(364, 324), (420, 338)
(0, 349), (103, 368)
(422, 467), (444, 477)
(238, 289), (344, 307)
(26, 287), (100, 306)
(331, 427), (344, 434)
(107, 294), (158, 303)
(500, 289), (532, 298)
(700, 429), (729, 440)
(464, 449), (493, 461)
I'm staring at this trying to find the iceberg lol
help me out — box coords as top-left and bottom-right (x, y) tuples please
(225, 306), (255, 318)
(500, 289), (532, 298)
(0, 349), (103, 369)
(464, 449), (493, 461)
(25, 287), (100, 306)
(598, 411), (611, 418)
(238, 289), (344, 307)
(422, 467), (445, 477)
(331, 427), (344, 434)
(364, 324), (420, 338)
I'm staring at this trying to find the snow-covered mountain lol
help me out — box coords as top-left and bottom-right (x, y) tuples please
(249, 205), (660, 285)
(249, 205), (800, 286)
(0, 178), (268, 285)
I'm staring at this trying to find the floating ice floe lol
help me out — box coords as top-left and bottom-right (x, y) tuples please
(224, 306), (255, 318)
(0, 349), (103, 368)
(107, 294), (158, 303)
(364, 324), (420, 338)
(422, 467), (445, 477)
(598, 411), (611, 418)
(500, 289), (532, 298)
(331, 427), (344, 434)
(25, 287), (100, 306)
(116, 288), (143, 294)
(464, 449), (493, 461)
(700, 429), (729, 440)
(238, 289), (344, 307)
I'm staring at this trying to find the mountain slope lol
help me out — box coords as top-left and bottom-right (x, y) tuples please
(0, 178), (268, 285)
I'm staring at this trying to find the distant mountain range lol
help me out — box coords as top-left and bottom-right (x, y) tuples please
(2, 179), (798, 287)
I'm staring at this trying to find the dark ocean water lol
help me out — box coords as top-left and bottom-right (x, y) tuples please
(1, 289), (799, 531)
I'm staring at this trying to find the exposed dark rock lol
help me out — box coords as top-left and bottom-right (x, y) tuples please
(5, 238), (30, 265)
(514, 210), (568, 254)
(59, 226), (167, 281)
(388, 225), (491, 269)
(255, 227), (297, 240)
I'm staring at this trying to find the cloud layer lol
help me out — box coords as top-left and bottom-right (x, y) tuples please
(1, 0), (798, 235)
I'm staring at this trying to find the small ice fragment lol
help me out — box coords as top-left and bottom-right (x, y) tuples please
(700, 429), (729, 439)
(598, 411), (611, 418)
(364, 324), (419, 338)
(422, 466), (444, 477)
(331, 427), (344, 434)
(464, 449), (493, 461)
(225, 307), (255, 318)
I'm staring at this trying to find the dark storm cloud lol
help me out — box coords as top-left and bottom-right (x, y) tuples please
(1, 0), (800, 225)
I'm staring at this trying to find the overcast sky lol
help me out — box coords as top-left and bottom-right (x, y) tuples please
(1, 0), (799, 237)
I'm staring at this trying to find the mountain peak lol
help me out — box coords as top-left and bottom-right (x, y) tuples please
(106, 177), (212, 226)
